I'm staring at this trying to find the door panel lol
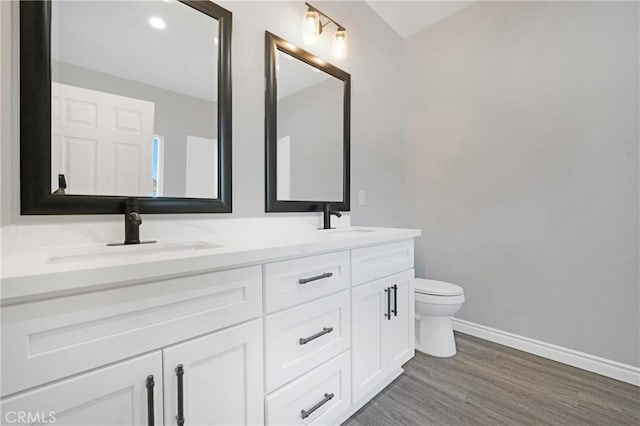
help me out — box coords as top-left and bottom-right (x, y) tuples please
(51, 82), (155, 196)
(351, 280), (386, 403)
(163, 319), (263, 426)
(383, 270), (415, 370)
(0, 352), (162, 426)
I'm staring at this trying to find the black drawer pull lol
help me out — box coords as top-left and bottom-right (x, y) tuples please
(299, 327), (334, 345)
(146, 375), (155, 426)
(385, 287), (391, 320)
(300, 393), (335, 419)
(392, 284), (398, 317)
(175, 364), (185, 426)
(298, 272), (333, 285)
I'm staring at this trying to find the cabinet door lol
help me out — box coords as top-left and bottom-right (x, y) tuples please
(351, 279), (387, 403)
(383, 270), (415, 371)
(163, 319), (263, 426)
(0, 352), (162, 426)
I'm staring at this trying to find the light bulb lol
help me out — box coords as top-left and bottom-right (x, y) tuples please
(332, 29), (347, 59)
(148, 16), (166, 30)
(302, 10), (320, 45)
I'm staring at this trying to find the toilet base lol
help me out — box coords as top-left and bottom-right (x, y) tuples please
(415, 315), (457, 358)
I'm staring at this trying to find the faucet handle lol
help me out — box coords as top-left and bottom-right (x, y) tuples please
(128, 211), (142, 225)
(330, 210), (342, 218)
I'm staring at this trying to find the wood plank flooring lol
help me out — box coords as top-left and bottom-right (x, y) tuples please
(343, 332), (640, 426)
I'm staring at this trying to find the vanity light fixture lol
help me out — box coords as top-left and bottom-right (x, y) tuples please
(148, 16), (166, 30)
(302, 2), (348, 59)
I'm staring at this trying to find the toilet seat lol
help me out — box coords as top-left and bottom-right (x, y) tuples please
(415, 279), (463, 296)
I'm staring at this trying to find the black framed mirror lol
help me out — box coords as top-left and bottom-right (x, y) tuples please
(265, 31), (350, 213)
(20, 0), (232, 214)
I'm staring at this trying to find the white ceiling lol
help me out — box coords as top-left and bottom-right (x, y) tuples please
(366, 1), (473, 39)
(51, 0), (218, 101)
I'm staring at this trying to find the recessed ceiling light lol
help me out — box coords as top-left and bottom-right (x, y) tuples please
(149, 16), (166, 30)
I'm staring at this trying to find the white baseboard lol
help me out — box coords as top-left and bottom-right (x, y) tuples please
(452, 318), (640, 386)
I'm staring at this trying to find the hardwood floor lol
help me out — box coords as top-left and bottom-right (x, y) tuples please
(343, 332), (640, 426)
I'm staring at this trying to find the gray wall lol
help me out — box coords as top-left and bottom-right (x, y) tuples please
(279, 78), (344, 201)
(3, 1), (407, 225)
(405, 1), (639, 366)
(52, 60), (217, 198)
(221, 1), (407, 223)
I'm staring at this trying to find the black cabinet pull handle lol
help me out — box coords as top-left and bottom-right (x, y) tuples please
(299, 272), (333, 285)
(300, 393), (335, 419)
(385, 287), (391, 320)
(176, 364), (185, 426)
(392, 284), (398, 317)
(146, 375), (155, 426)
(299, 327), (334, 345)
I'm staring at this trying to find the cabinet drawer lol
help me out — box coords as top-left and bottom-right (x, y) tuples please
(351, 241), (414, 286)
(265, 291), (351, 392)
(265, 351), (351, 426)
(1, 266), (262, 396)
(264, 251), (350, 313)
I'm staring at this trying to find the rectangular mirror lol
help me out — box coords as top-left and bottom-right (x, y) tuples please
(20, 0), (232, 214)
(265, 32), (350, 213)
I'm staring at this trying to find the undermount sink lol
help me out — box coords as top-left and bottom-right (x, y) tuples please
(48, 241), (222, 264)
(325, 228), (377, 234)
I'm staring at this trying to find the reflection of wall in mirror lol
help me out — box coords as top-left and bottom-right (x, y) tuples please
(185, 136), (218, 199)
(52, 60), (217, 198)
(278, 79), (344, 202)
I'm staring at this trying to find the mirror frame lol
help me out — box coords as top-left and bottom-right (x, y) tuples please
(264, 31), (350, 213)
(20, 0), (232, 214)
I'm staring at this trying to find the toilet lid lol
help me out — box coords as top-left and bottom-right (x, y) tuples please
(415, 279), (463, 296)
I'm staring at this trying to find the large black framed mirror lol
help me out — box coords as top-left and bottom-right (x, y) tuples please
(20, 0), (232, 214)
(265, 31), (350, 213)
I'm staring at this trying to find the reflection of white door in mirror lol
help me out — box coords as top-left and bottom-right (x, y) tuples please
(51, 82), (155, 196)
(277, 136), (291, 200)
(185, 136), (218, 199)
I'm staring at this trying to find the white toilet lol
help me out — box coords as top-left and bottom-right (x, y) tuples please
(414, 278), (465, 357)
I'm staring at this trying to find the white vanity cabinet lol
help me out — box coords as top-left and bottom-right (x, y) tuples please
(0, 228), (419, 426)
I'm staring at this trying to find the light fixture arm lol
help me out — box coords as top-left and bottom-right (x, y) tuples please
(305, 2), (346, 34)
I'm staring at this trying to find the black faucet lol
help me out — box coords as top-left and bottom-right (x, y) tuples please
(322, 202), (342, 230)
(108, 198), (155, 246)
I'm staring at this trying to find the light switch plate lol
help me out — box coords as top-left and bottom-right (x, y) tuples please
(358, 190), (365, 206)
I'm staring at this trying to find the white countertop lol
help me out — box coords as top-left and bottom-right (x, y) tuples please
(1, 226), (420, 304)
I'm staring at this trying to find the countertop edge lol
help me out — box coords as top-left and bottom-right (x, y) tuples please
(1, 228), (421, 304)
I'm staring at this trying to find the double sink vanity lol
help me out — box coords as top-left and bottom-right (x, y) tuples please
(5, 0), (420, 424)
(1, 226), (419, 425)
